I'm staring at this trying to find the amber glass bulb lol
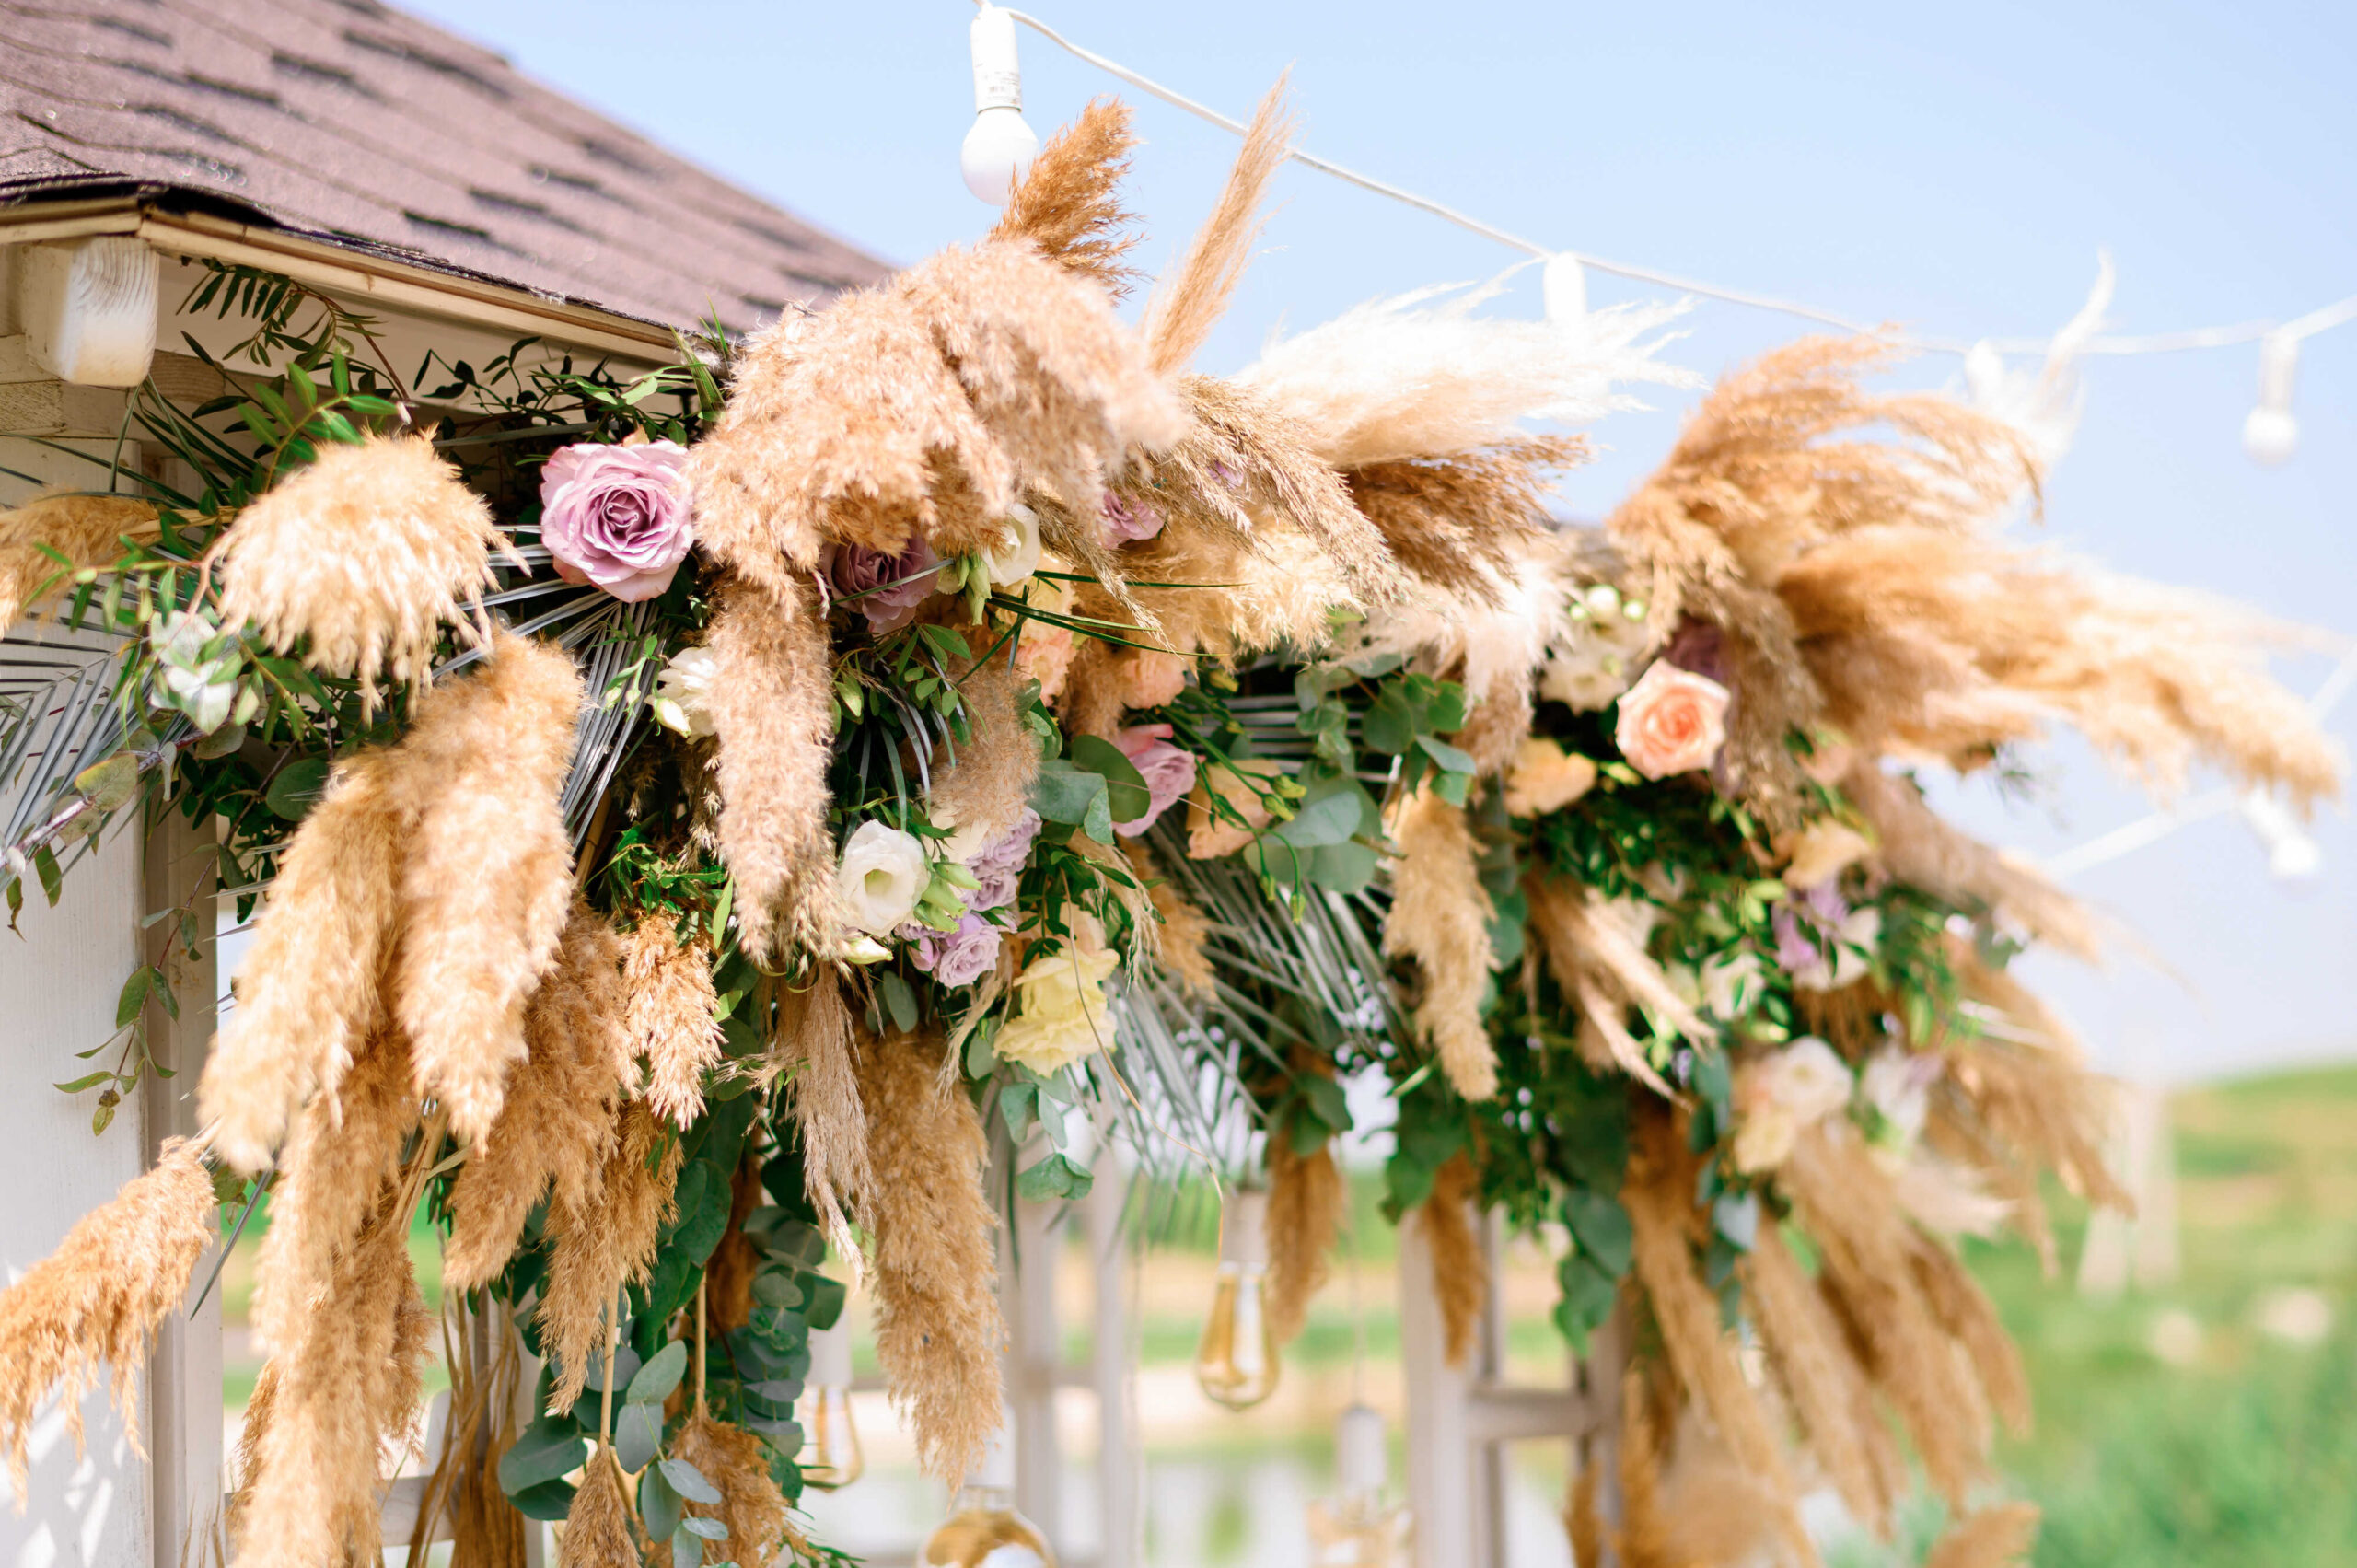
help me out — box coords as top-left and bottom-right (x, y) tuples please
(800, 1324), (863, 1490)
(920, 1483), (1055, 1568)
(1193, 1188), (1280, 1411)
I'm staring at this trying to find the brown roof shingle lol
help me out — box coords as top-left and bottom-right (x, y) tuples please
(0, 0), (892, 328)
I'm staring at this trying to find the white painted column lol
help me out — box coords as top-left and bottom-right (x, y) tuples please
(0, 827), (153, 1564)
(1086, 1142), (1139, 1568)
(1003, 1164), (1062, 1546)
(1398, 1204), (1475, 1568)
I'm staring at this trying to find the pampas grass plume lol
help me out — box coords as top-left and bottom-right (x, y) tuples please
(218, 436), (512, 709)
(1420, 1154), (1487, 1368)
(657, 1413), (792, 1567)
(0, 494), (157, 628)
(625, 921), (726, 1130)
(1384, 790), (1499, 1101)
(991, 98), (1143, 299)
(0, 1137), (212, 1500)
(563, 1447), (642, 1568)
(708, 575), (840, 960)
(540, 1102), (681, 1407)
(1265, 1124), (1343, 1346)
(1143, 79), (1294, 375)
(389, 632), (582, 1149)
(1923, 1504), (2040, 1568)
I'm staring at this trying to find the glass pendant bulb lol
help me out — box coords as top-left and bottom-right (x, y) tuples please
(919, 1430), (1054, 1568)
(1193, 1186), (1280, 1411)
(1306, 1402), (1409, 1565)
(800, 1322), (863, 1490)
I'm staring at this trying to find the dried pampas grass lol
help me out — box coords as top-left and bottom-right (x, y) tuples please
(198, 749), (403, 1172)
(1143, 79), (1295, 375)
(1742, 1222), (1901, 1536)
(218, 436), (512, 710)
(1264, 1117), (1343, 1346)
(992, 98), (1143, 299)
(1420, 1154), (1487, 1368)
(856, 1028), (1004, 1484)
(1126, 841), (1217, 999)
(657, 1413), (793, 1567)
(1384, 789), (1499, 1100)
(445, 902), (633, 1293)
(1840, 761), (2096, 958)
(387, 632), (581, 1149)
(771, 974), (871, 1274)
(707, 575), (840, 961)
(1923, 1504), (2040, 1568)
(626, 922), (726, 1129)
(1526, 877), (1697, 1098)
(1346, 437), (1578, 608)
(539, 1103), (681, 1406)
(0, 494), (157, 628)
(1239, 282), (1688, 469)
(0, 1137), (212, 1500)
(926, 651), (1042, 851)
(687, 236), (1182, 581)
(563, 1446), (642, 1568)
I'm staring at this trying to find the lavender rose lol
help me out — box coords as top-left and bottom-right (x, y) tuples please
(540, 439), (693, 602)
(969, 807), (1043, 876)
(1100, 489), (1165, 547)
(1113, 723), (1199, 838)
(901, 912), (1003, 987)
(833, 538), (945, 632)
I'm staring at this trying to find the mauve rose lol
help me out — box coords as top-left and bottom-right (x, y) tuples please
(1659, 618), (1730, 686)
(903, 912), (1003, 987)
(1613, 659), (1731, 780)
(1100, 490), (1165, 547)
(1113, 723), (1199, 837)
(540, 439), (692, 602)
(969, 808), (1042, 877)
(833, 539), (945, 631)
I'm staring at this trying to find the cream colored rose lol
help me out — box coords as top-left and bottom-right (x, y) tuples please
(983, 502), (1043, 587)
(1503, 737), (1598, 818)
(1613, 660), (1730, 780)
(1185, 757), (1289, 858)
(1730, 1037), (1852, 1173)
(993, 942), (1121, 1074)
(1782, 819), (1873, 889)
(835, 821), (929, 935)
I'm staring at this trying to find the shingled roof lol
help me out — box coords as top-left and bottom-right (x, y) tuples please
(0, 0), (891, 330)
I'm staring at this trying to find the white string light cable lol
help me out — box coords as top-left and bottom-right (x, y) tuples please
(961, 3), (2355, 462)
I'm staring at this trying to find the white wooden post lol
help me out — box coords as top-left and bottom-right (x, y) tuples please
(1001, 1161), (1063, 1543)
(1086, 1139), (1139, 1568)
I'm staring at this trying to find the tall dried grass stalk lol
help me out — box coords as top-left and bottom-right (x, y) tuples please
(1384, 790), (1499, 1101)
(856, 1028), (1004, 1484)
(1779, 1125), (1990, 1506)
(0, 1137), (212, 1500)
(991, 99), (1143, 299)
(1143, 79), (1295, 374)
(0, 494), (157, 628)
(233, 1191), (433, 1568)
(198, 748), (402, 1172)
(1526, 877), (1697, 1098)
(1125, 841), (1217, 998)
(1420, 1154), (1487, 1368)
(1622, 1113), (1812, 1563)
(1840, 762), (2096, 958)
(1742, 1224), (1898, 1535)
(687, 238), (1183, 581)
(1345, 438), (1579, 607)
(562, 1447), (641, 1568)
(445, 901), (633, 1292)
(1906, 1232), (2031, 1437)
(655, 1413), (793, 1568)
(1264, 1121), (1343, 1346)
(539, 1103), (682, 1406)
(927, 651), (1042, 852)
(218, 436), (512, 711)
(770, 974), (872, 1275)
(707, 575), (840, 961)
(1239, 285), (1689, 470)
(625, 922), (726, 1129)
(1922, 1504), (2040, 1568)
(388, 632), (582, 1149)
(408, 1297), (530, 1568)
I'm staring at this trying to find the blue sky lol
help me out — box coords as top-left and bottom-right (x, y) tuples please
(403, 0), (2357, 1082)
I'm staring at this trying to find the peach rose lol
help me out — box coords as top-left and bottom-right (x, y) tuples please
(1118, 648), (1190, 710)
(1502, 736), (1598, 818)
(1185, 757), (1288, 858)
(1612, 660), (1730, 780)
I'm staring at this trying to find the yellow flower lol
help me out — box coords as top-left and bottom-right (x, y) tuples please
(1502, 736), (1597, 818)
(993, 942), (1120, 1074)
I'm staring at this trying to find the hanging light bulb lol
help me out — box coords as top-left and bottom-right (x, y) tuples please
(919, 1424), (1054, 1568)
(1542, 252), (1587, 327)
(799, 1322), (864, 1490)
(1193, 1185), (1280, 1410)
(2238, 787), (2325, 885)
(2242, 331), (2300, 466)
(1306, 1402), (1409, 1565)
(960, 3), (1039, 205)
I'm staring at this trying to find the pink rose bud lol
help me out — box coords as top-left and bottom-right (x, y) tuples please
(1112, 723), (1199, 837)
(539, 439), (693, 602)
(1612, 659), (1731, 780)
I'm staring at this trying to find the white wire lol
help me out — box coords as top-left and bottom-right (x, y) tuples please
(997, 6), (2357, 360)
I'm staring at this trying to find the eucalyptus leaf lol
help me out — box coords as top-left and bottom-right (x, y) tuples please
(626, 1339), (688, 1405)
(507, 1478), (578, 1521)
(660, 1457), (725, 1504)
(496, 1411), (586, 1494)
(640, 1463), (685, 1539)
(683, 1518), (730, 1541)
(615, 1400), (662, 1474)
(263, 758), (331, 821)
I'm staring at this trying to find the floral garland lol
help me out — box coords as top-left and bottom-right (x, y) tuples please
(0, 94), (2340, 1568)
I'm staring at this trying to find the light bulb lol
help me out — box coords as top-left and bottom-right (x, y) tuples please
(2244, 332), (2300, 466)
(960, 6), (1039, 204)
(920, 1428), (1055, 1568)
(799, 1323), (864, 1490)
(1542, 253), (1587, 326)
(2239, 788), (2325, 885)
(1306, 1403), (1407, 1565)
(1193, 1187), (1280, 1411)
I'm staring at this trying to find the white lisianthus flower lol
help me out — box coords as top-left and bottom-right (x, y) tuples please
(1699, 949), (1765, 1019)
(993, 940), (1120, 1074)
(1731, 1036), (1852, 1173)
(1861, 1044), (1941, 1149)
(652, 645), (721, 737)
(982, 502), (1043, 587)
(836, 821), (930, 935)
